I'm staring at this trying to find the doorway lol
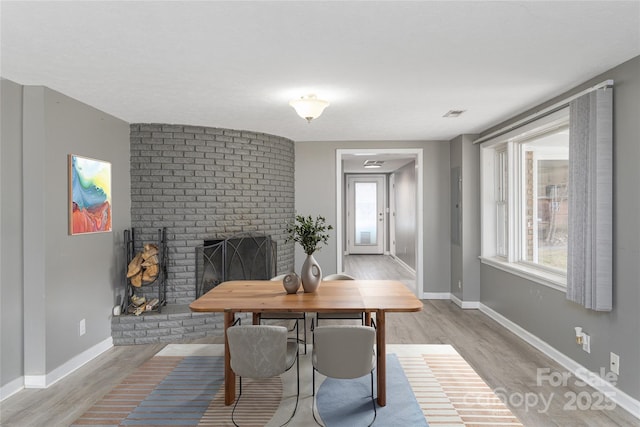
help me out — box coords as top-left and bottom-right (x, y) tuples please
(336, 149), (423, 297)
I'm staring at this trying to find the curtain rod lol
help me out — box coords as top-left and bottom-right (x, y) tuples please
(473, 79), (614, 144)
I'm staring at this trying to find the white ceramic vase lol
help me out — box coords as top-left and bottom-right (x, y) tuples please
(301, 254), (322, 292)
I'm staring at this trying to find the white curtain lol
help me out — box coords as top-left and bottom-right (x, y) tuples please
(566, 86), (613, 311)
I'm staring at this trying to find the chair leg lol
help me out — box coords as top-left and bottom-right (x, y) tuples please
(368, 371), (377, 427)
(303, 314), (307, 354)
(292, 319), (305, 355)
(295, 319), (301, 354)
(289, 319), (307, 356)
(279, 352), (300, 427)
(311, 368), (325, 426)
(296, 349), (300, 397)
(231, 377), (243, 427)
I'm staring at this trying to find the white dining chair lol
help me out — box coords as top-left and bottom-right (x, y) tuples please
(227, 323), (300, 426)
(316, 273), (364, 324)
(311, 324), (377, 426)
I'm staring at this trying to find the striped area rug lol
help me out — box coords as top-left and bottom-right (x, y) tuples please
(72, 344), (522, 427)
(394, 346), (523, 426)
(198, 376), (284, 426)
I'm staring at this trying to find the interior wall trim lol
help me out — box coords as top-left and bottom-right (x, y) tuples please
(422, 292), (451, 300)
(391, 255), (416, 276)
(23, 337), (113, 390)
(0, 376), (25, 402)
(479, 303), (640, 420)
(450, 294), (480, 309)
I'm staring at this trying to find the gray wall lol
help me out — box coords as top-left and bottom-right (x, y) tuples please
(1, 80), (130, 387)
(1, 79), (25, 389)
(479, 56), (640, 401)
(393, 161), (417, 269)
(129, 124), (295, 304)
(450, 134), (481, 302)
(450, 137), (463, 300)
(461, 135), (480, 302)
(295, 140), (450, 294)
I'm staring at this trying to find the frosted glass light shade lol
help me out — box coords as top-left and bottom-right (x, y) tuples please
(289, 94), (329, 122)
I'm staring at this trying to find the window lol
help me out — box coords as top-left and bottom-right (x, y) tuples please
(481, 109), (569, 289)
(520, 132), (569, 271)
(354, 182), (378, 245)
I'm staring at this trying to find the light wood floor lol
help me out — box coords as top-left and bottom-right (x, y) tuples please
(1, 255), (637, 426)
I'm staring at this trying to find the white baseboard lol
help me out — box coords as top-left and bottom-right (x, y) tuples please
(450, 294), (480, 309)
(23, 336), (113, 390)
(23, 374), (46, 389)
(479, 303), (640, 420)
(390, 255), (416, 275)
(422, 292), (451, 300)
(0, 376), (25, 401)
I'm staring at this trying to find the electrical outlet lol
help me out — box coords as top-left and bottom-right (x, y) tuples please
(610, 352), (620, 375)
(582, 333), (590, 353)
(79, 318), (86, 336)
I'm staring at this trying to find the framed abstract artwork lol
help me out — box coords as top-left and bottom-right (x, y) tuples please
(68, 154), (112, 235)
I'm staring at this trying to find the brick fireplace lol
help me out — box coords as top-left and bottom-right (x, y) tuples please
(112, 124), (295, 345)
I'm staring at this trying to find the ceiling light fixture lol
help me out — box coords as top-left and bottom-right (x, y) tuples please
(363, 160), (384, 169)
(289, 94), (329, 123)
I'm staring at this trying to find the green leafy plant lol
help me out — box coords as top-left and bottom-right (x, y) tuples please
(286, 215), (333, 255)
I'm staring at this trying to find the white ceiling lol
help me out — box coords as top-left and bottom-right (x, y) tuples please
(2, 1), (639, 143)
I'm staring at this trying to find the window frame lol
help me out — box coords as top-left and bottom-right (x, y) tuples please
(480, 108), (570, 291)
(494, 147), (508, 259)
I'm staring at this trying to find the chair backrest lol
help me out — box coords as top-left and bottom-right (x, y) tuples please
(313, 325), (375, 379)
(227, 325), (288, 378)
(323, 273), (355, 281)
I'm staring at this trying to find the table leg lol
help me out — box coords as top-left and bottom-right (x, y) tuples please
(364, 312), (372, 326)
(376, 310), (386, 406)
(224, 311), (236, 406)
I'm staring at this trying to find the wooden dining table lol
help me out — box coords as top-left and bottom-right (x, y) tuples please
(189, 279), (423, 407)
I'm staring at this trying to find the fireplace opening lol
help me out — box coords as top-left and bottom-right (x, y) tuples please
(195, 233), (276, 298)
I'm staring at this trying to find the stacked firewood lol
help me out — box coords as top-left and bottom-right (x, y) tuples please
(129, 295), (159, 316)
(126, 243), (160, 287)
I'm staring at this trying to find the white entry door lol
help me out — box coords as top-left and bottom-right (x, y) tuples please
(347, 175), (385, 254)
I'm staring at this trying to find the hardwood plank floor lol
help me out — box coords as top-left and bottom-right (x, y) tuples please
(1, 255), (637, 426)
(344, 253), (415, 284)
(347, 255), (636, 426)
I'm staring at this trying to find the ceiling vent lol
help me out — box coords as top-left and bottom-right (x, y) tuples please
(443, 109), (466, 118)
